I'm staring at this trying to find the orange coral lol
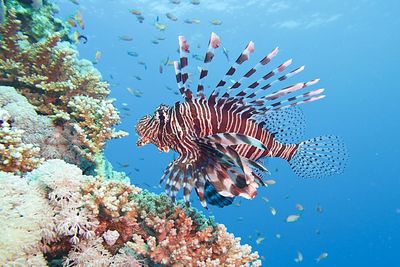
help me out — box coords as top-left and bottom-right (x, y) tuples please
(0, 9), (127, 163)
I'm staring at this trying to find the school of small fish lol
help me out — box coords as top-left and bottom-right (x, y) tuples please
(65, 1), (334, 263)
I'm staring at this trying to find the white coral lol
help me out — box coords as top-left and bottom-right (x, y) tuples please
(0, 171), (50, 265)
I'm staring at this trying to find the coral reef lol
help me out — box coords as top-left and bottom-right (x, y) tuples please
(0, 1), (261, 266)
(0, 4), (127, 165)
(0, 108), (42, 173)
(0, 160), (261, 266)
(0, 171), (49, 265)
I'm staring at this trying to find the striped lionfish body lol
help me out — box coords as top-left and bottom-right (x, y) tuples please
(136, 33), (347, 208)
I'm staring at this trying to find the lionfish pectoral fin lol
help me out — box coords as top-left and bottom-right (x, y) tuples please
(204, 181), (234, 208)
(200, 133), (267, 151)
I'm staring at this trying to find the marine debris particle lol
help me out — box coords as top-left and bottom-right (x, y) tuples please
(316, 252), (328, 262)
(286, 214), (300, 223)
(294, 251), (303, 263)
(275, 233), (281, 239)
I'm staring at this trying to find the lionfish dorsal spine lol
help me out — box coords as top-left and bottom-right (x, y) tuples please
(213, 41), (255, 96)
(228, 46), (280, 94)
(196, 32), (221, 98)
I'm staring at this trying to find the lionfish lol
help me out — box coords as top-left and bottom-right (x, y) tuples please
(136, 33), (346, 208)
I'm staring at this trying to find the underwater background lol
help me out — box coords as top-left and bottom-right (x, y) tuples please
(1, 0), (399, 266)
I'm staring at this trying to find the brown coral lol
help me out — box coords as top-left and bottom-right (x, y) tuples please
(0, 109), (43, 173)
(0, 10), (127, 163)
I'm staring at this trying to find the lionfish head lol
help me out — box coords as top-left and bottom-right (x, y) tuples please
(135, 104), (171, 151)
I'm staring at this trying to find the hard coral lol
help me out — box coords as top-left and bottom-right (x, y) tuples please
(0, 109), (43, 173)
(0, 9), (127, 163)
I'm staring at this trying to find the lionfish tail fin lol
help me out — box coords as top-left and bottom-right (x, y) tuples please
(289, 135), (347, 178)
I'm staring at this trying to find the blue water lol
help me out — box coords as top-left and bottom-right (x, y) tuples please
(57, 0), (400, 265)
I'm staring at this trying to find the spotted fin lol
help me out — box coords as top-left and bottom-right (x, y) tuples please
(289, 135), (347, 178)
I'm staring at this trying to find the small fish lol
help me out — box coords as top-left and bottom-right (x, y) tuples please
(286, 214), (300, 223)
(170, 0), (180, 4)
(294, 251), (303, 263)
(166, 12), (177, 21)
(136, 15), (144, 23)
(151, 40), (159, 44)
(237, 216), (244, 221)
(69, 0), (79, 5)
(67, 17), (77, 27)
(127, 51), (139, 57)
(190, 0), (200, 5)
(72, 32), (87, 44)
(192, 54), (203, 61)
(130, 9), (141, 15)
(295, 203), (304, 211)
(0, 0), (5, 25)
(127, 87), (143, 97)
(119, 35), (133, 41)
(138, 61), (147, 70)
(316, 203), (323, 213)
(222, 46), (230, 61)
(159, 64), (163, 73)
(95, 50), (101, 63)
(275, 233), (281, 239)
(133, 75), (142, 80)
(255, 236), (265, 245)
(74, 10), (84, 29)
(265, 179), (276, 185)
(157, 36), (166, 41)
(122, 107), (130, 111)
(316, 252), (328, 262)
(117, 162), (130, 168)
(122, 102), (128, 107)
(270, 207), (277, 216)
(233, 200), (241, 207)
(166, 86), (173, 91)
(262, 196), (269, 203)
(154, 18), (167, 31)
(184, 18), (200, 24)
(134, 168), (140, 172)
(315, 229), (321, 235)
(210, 19), (222, 25)
(32, 0), (43, 10)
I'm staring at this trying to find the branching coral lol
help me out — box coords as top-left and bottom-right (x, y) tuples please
(0, 8), (127, 164)
(0, 109), (43, 173)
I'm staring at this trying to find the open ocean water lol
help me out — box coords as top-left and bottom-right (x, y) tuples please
(56, 0), (400, 266)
